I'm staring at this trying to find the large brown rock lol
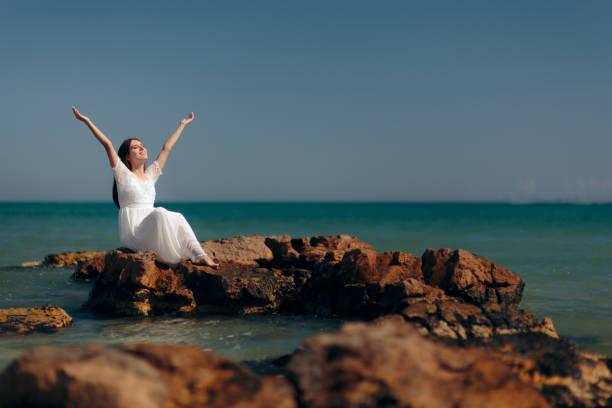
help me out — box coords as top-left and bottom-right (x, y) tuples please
(72, 253), (107, 280)
(0, 306), (72, 334)
(422, 248), (525, 306)
(124, 344), (296, 408)
(82, 235), (382, 316)
(21, 251), (107, 268)
(394, 299), (558, 340)
(331, 249), (424, 315)
(42, 251), (107, 267)
(86, 251), (196, 316)
(0, 344), (296, 408)
(201, 234), (275, 266)
(71, 234), (289, 281)
(285, 319), (551, 408)
(80, 235), (552, 344)
(85, 250), (304, 316)
(265, 234), (300, 265)
(267, 234), (376, 268)
(53, 235), (275, 276)
(467, 333), (612, 408)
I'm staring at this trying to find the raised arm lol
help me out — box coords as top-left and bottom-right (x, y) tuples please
(156, 112), (194, 170)
(72, 106), (118, 167)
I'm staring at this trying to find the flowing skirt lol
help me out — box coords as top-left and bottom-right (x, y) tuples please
(118, 206), (206, 264)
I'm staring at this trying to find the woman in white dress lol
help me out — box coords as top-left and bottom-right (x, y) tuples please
(72, 106), (219, 268)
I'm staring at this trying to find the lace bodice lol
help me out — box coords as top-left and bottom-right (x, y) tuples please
(112, 160), (162, 208)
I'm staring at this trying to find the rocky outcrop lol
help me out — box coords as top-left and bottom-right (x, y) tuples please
(85, 250), (303, 316)
(71, 252), (108, 280)
(21, 250), (107, 268)
(0, 305), (73, 334)
(80, 234), (550, 343)
(422, 248), (525, 306)
(43, 250), (107, 267)
(10, 235), (610, 407)
(0, 343), (296, 408)
(383, 295), (558, 340)
(56, 235), (274, 275)
(201, 234), (275, 265)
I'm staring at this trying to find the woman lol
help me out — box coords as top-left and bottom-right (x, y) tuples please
(72, 106), (219, 268)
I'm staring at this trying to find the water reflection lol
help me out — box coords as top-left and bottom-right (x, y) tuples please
(0, 313), (343, 370)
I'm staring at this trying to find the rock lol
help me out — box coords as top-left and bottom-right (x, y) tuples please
(0, 345), (167, 408)
(86, 251), (197, 316)
(274, 234), (376, 269)
(186, 263), (301, 314)
(42, 250), (108, 267)
(285, 319), (551, 408)
(72, 253), (107, 280)
(336, 250), (423, 287)
(463, 332), (612, 408)
(83, 235), (380, 316)
(80, 235), (554, 345)
(85, 250), (303, 316)
(395, 299), (557, 340)
(422, 248), (525, 307)
(331, 250), (424, 315)
(0, 343), (296, 408)
(265, 234), (300, 266)
(201, 234), (275, 266)
(19, 260), (42, 267)
(123, 344), (296, 408)
(59, 235), (554, 351)
(71, 235), (282, 281)
(381, 277), (447, 308)
(0, 305), (73, 334)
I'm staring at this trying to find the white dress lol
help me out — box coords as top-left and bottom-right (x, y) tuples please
(111, 159), (207, 264)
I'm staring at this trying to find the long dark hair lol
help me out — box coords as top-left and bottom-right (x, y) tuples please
(112, 138), (139, 209)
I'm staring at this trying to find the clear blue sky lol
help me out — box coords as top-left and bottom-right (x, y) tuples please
(1, 1), (611, 202)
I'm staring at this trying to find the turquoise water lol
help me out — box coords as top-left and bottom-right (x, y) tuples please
(0, 202), (611, 368)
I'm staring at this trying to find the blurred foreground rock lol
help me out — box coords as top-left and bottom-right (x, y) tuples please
(0, 343), (296, 408)
(1, 320), (609, 407)
(286, 320), (551, 408)
(0, 305), (72, 334)
(461, 332), (612, 408)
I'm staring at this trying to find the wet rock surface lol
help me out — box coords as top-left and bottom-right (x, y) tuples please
(0, 343), (296, 408)
(0, 305), (73, 334)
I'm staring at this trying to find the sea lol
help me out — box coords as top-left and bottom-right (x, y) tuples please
(0, 202), (610, 369)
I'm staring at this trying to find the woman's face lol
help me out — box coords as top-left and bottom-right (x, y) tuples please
(127, 139), (148, 164)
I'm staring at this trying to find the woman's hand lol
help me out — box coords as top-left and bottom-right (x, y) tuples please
(72, 106), (117, 167)
(72, 106), (90, 123)
(180, 112), (195, 127)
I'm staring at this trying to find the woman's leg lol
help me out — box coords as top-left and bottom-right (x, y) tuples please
(175, 213), (219, 268)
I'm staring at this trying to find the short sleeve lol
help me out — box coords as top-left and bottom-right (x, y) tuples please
(111, 159), (131, 185)
(145, 161), (163, 183)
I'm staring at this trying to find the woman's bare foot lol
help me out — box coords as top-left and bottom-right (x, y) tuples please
(194, 254), (219, 269)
